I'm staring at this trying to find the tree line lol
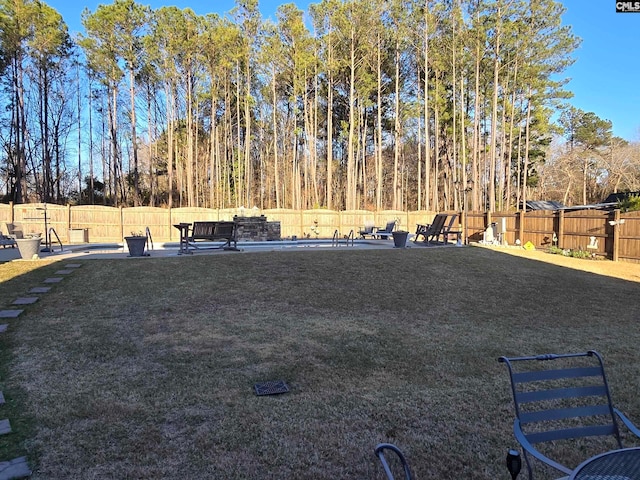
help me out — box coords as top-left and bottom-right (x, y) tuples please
(1, 0), (639, 212)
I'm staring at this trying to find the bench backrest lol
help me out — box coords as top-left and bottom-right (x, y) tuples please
(191, 222), (217, 237)
(191, 221), (235, 240)
(214, 222), (235, 238)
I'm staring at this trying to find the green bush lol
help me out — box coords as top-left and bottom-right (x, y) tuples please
(548, 245), (594, 259)
(617, 194), (640, 212)
(548, 245), (564, 255)
(569, 249), (592, 259)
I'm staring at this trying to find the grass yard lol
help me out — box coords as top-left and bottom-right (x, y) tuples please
(1, 246), (640, 479)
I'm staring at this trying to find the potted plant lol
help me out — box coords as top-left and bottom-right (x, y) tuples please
(124, 232), (149, 257)
(392, 230), (409, 248)
(15, 234), (42, 259)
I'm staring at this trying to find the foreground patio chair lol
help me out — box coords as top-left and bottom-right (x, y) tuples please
(375, 443), (412, 480)
(499, 350), (640, 479)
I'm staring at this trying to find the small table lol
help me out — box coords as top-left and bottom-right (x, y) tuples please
(173, 223), (192, 255)
(570, 447), (640, 479)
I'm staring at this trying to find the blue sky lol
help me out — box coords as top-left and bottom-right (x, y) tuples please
(48, 0), (639, 141)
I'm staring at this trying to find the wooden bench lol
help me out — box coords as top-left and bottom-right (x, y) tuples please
(188, 221), (238, 251)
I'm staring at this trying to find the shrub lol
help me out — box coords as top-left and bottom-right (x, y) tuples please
(548, 245), (595, 259)
(617, 194), (640, 212)
(548, 245), (564, 255)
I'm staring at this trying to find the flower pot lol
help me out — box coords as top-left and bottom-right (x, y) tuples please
(16, 237), (42, 259)
(124, 236), (148, 257)
(392, 230), (409, 248)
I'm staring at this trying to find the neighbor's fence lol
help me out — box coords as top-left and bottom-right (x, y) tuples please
(465, 209), (640, 263)
(1, 203), (639, 262)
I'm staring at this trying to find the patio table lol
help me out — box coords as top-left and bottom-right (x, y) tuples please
(569, 447), (640, 479)
(173, 223), (192, 255)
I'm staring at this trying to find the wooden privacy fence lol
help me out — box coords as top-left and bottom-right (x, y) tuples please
(465, 209), (640, 263)
(1, 203), (639, 262)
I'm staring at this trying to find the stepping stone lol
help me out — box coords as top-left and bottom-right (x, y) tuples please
(0, 310), (22, 319)
(43, 277), (63, 283)
(65, 264), (82, 268)
(0, 325), (7, 333)
(0, 420), (11, 435)
(0, 456), (31, 479)
(54, 269), (73, 275)
(12, 297), (38, 305)
(29, 287), (51, 294)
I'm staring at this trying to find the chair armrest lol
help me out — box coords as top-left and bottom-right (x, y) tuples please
(514, 419), (573, 475)
(614, 408), (640, 438)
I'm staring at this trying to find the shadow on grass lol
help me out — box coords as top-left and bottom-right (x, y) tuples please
(0, 258), (83, 468)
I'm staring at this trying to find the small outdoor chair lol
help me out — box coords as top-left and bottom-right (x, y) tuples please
(359, 221), (376, 239)
(414, 214), (447, 243)
(375, 220), (396, 239)
(0, 233), (15, 248)
(5, 222), (23, 239)
(499, 351), (640, 479)
(439, 214), (460, 244)
(375, 443), (413, 480)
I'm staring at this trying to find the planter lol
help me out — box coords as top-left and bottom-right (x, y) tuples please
(16, 237), (42, 259)
(124, 236), (148, 257)
(392, 230), (409, 248)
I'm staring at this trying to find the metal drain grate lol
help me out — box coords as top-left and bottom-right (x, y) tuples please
(254, 380), (289, 396)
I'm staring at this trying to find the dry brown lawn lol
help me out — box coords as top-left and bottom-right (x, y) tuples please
(0, 246), (639, 479)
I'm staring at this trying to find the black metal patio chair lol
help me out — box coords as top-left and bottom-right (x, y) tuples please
(499, 350), (640, 479)
(375, 443), (412, 480)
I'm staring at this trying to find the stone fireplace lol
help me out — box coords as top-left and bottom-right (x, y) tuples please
(233, 215), (281, 241)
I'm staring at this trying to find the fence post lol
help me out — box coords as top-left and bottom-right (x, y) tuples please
(518, 210), (525, 243)
(612, 209), (621, 262)
(120, 206), (124, 241)
(557, 209), (564, 249)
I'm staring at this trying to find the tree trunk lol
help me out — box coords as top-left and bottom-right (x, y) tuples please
(489, 9), (501, 212)
(423, 0), (431, 211)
